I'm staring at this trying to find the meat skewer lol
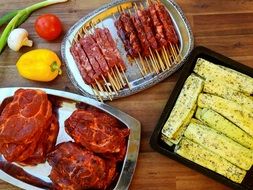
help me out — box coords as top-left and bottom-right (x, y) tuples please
(70, 43), (94, 85)
(88, 26), (122, 92)
(114, 13), (145, 76)
(71, 36), (104, 101)
(130, 11), (150, 75)
(135, 4), (161, 72)
(103, 25), (130, 87)
(80, 34), (115, 98)
(93, 28), (122, 92)
(96, 27), (125, 88)
(154, 2), (180, 61)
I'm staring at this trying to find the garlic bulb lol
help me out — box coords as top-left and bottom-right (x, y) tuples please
(7, 28), (33, 51)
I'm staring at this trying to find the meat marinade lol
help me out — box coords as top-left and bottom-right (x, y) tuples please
(48, 142), (117, 190)
(155, 2), (178, 44)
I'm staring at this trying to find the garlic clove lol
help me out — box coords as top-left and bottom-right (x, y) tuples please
(7, 28), (33, 51)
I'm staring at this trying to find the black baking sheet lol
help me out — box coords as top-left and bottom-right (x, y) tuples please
(150, 46), (253, 190)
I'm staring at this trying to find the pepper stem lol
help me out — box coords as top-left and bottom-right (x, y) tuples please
(50, 61), (62, 75)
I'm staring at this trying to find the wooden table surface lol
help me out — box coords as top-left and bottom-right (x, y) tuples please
(0, 0), (253, 189)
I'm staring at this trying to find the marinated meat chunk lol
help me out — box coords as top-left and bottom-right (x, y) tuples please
(47, 142), (117, 190)
(0, 89), (59, 165)
(65, 108), (130, 161)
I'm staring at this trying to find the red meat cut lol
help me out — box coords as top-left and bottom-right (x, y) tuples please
(0, 89), (59, 165)
(65, 108), (130, 161)
(47, 142), (117, 190)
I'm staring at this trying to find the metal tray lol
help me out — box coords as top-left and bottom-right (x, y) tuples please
(150, 46), (253, 190)
(0, 87), (141, 190)
(61, 0), (194, 100)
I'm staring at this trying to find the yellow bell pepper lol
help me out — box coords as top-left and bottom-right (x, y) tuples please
(16, 49), (62, 82)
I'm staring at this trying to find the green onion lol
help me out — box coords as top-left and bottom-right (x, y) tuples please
(0, 10), (19, 27)
(0, 0), (68, 54)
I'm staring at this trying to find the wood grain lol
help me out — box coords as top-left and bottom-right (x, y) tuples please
(0, 0), (252, 189)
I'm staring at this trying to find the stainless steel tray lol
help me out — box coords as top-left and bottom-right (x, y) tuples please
(0, 87), (141, 190)
(61, 0), (194, 100)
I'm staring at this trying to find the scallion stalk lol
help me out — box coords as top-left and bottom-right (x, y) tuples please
(0, 10), (19, 27)
(0, 0), (68, 54)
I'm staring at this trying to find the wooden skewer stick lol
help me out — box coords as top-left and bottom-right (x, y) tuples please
(115, 66), (126, 87)
(117, 65), (130, 88)
(155, 50), (166, 71)
(138, 53), (148, 75)
(95, 79), (107, 101)
(111, 68), (122, 89)
(134, 58), (145, 77)
(161, 48), (169, 69)
(171, 43), (178, 62)
(145, 57), (153, 73)
(162, 46), (171, 68)
(90, 84), (98, 99)
(101, 75), (113, 100)
(108, 73), (119, 94)
(168, 43), (177, 62)
(149, 48), (160, 73)
(164, 46), (172, 67)
(175, 44), (182, 61)
(148, 53), (159, 74)
(133, 2), (138, 10)
(92, 83), (103, 102)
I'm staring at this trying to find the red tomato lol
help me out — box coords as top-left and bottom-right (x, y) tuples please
(35, 14), (62, 41)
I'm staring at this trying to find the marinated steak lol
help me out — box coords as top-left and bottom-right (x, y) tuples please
(65, 108), (130, 161)
(0, 89), (59, 165)
(47, 142), (117, 190)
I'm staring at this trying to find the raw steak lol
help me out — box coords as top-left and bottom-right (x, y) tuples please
(65, 108), (130, 161)
(0, 89), (59, 165)
(47, 142), (117, 190)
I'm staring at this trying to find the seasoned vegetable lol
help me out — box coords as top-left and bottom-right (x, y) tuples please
(167, 104), (196, 144)
(0, 0), (68, 54)
(7, 28), (33, 51)
(175, 138), (246, 183)
(198, 93), (253, 137)
(194, 58), (253, 95)
(161, 134), (173, 146)
(16, 49), (62, 82)
(162, 74), (203, 143)
(203, 80), (253, 110)
(196, 108), (253, 150)
(184, 122), (253, 170)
